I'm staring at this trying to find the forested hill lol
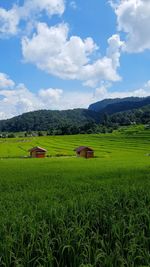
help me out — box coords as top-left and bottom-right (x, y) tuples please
(0, 109), (100, 132)
(0, 96), (150, 133)
(89, 96), (150, 113)
(106, 104), (150, 126)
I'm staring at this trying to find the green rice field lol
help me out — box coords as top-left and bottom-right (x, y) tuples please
(0, 128), (150, 266)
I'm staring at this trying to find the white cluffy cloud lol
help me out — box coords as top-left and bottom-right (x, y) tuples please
(0, 6), (20, 36)
(39, 88), (63, 102)
(0, 85), (93, 120)
(0, 72), (63, 119)
(0, 72), (94, 120)
(111, 0), (150, 52)
(0, 73), (15, 89)
(0, 0), (65, 36)
(95, 80), (150, 100)
(0, 1), (124, 88)
(22, 23), (123, 87)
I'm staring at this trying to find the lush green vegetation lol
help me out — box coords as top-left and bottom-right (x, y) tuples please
(0, 128), (150, 266)
(89, 96), (150, 113)
(0, 125), (149, 158)
(0, 109), (100, 133)
(1, 96), (150, 135)
(106, 105), (150, 126)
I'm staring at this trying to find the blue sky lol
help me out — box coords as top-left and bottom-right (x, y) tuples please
(0, 0), (150, 119)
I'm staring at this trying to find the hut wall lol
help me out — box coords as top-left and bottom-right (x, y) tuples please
(30, 151), (46, 158)
(79, 150), (87, 158)
(87, 151), (94, 158)
(36, 152), (45, 158)
(31, 151), (37, 158)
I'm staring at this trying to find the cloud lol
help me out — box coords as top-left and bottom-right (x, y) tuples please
(111, 0), (150, 52)
(0, 1), (123, 89)
(0, 73), (15, 89)
(59, 91), (93, 110)
(0, 75), (64, 119)
(22, 23), (123, 87)
(0, 6), (20, 36)
(95, 80), (150, 99)
(0, 86), (92, 120)
(0, 73), (92, 119)
(0, 0), (65, 36)
(39, 88), (63, 103)
(107, 34), (124, 69)
(69, 1), (77, 10)
(22, 23), (98, 80)
(20, 0), (65, 18)
(0, 84), (43, 119)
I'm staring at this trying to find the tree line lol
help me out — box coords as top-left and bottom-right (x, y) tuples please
(0, 105), (150, 137)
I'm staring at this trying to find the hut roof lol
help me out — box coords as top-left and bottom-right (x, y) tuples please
(28, 146), (47, 152)
(74, 146), (94, 153)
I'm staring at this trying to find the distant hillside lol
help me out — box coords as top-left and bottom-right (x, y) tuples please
(0, 109), (100, 132)
(1, 96), (150, 134)
(106, 104), (150, 126)
(89, 97), (150, 114)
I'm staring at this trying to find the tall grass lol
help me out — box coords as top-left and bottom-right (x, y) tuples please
(0, 130), (150, 266)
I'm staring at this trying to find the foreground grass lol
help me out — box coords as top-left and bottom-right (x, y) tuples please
(0, 131), (150, 266)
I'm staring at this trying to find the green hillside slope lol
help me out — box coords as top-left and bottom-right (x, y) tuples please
(0, 109), (100, 132)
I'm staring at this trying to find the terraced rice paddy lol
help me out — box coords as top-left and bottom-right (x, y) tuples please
(1, 128), (150, 158)
(0, 129), (150, 266)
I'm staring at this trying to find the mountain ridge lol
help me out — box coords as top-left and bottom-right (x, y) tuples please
(0, 96), (150, 133)
(88, 96), (150, 113)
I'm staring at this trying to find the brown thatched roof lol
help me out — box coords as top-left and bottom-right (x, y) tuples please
(28, 146), (47, 152)
(74, 146), (94, 153)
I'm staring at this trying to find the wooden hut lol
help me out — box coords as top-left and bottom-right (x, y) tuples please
(74, 146), (94, 158)
(28, 146), (47, 158)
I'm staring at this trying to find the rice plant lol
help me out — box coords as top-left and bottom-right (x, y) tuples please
(0, 130), (150, 266)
